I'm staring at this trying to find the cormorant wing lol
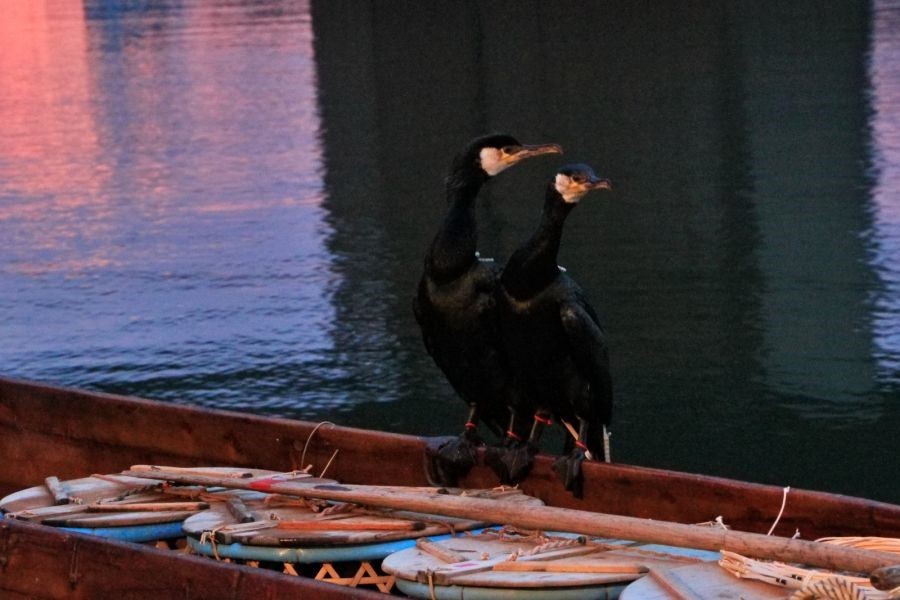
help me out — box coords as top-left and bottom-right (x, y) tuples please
(412, 288), (437, 358)
(559, 296), (613, 424)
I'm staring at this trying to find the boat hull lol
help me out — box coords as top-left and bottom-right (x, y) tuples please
(2, 376), (899, 598)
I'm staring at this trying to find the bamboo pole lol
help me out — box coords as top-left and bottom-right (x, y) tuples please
(86, 502), (209, 512)
(121, 467), (899, 574)
(277, 519), (424, 531)
(493, 562), (647, 574)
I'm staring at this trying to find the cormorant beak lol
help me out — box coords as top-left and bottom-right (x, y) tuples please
(505, 143), (563, 166)
(589, 177), (613, 191)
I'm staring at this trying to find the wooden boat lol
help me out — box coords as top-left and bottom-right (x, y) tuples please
(1, 376), (899, 599)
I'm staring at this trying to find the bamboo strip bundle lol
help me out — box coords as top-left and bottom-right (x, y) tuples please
(719, 550), (892, 598)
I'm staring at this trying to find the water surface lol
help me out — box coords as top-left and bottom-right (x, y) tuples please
(1, 0), (898, 504)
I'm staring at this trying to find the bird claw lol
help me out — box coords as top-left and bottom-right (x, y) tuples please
(485, 441), (538, 485)
(424, 434), (478, 487)
(461, 426), (483, 446)
(552, 449), (586, 498)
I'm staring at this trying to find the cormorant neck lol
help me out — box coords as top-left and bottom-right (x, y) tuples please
(425, 167), (489, 283)
(502, 185), (575, 299)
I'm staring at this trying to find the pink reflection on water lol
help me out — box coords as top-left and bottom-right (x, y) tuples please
(868, 1), (900, 378)
(0, 0), (326, 277)
(0, 1), (115, 272)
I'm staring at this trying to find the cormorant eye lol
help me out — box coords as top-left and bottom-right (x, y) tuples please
(501, 145), (520, 155)
(572, 175), (586, 184)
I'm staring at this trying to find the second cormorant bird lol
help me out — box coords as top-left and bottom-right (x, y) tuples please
(493, 163), (613, 497)
(414, 134), (561, 486)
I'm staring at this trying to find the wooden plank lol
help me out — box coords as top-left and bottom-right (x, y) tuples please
(649, 568), (703, 600)
(43, 476), (69, 505)
(416, 537), (467, 563)
(86, 502), (209, 512)
(225, 496), (254, 523)
(121, 467), (900, 575)
(621, 562), (788, 600)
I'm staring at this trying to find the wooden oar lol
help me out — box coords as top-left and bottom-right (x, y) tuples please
(120, 466), (899, 574)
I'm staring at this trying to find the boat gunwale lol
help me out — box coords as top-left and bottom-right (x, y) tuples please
(2, 375), (899, 541)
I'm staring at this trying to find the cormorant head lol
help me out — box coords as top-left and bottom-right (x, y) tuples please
(456, 134), (562, 180)
(553, 164), (612, 204)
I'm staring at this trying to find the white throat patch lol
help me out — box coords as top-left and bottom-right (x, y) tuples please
(555, 173), (586, 203)
(479, 147), (510, 176)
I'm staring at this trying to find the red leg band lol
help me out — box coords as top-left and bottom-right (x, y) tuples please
(533, 414), (553, 426)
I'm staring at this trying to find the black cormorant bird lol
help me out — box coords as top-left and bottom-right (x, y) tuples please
(493, 163), (613, 497)
(414, 134), (562, 486)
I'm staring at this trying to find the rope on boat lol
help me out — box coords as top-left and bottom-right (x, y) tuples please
(319, 448), (340, 479)
(426, 569), (437, 600)
(603, 425), (611, 463)
(199, 526), (226, 561)
(767, 486), (791, 536)
(506, 536), (587, 561)
(299, 421), (336, 472)
(317, 502), (357, 516)
(694, 515), (730, 530)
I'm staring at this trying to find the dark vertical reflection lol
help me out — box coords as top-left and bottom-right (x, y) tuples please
(736, 2), (878, 407)
(713, 5), (765, 415)
(310, 1), (897, 500)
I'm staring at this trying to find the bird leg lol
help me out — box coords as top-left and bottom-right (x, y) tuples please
(485, 410), (548, 484)
(553, 417), (590, 498)
(461, 404), (483, 444)
(423, 404), (481, 487)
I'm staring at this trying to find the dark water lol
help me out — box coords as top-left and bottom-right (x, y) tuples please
(1, 1), (898, 504)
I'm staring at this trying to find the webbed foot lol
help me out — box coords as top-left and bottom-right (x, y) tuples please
(552, 448), (586, 498)
(485, 440), (539, 485)
(424, 433), (479, 487)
